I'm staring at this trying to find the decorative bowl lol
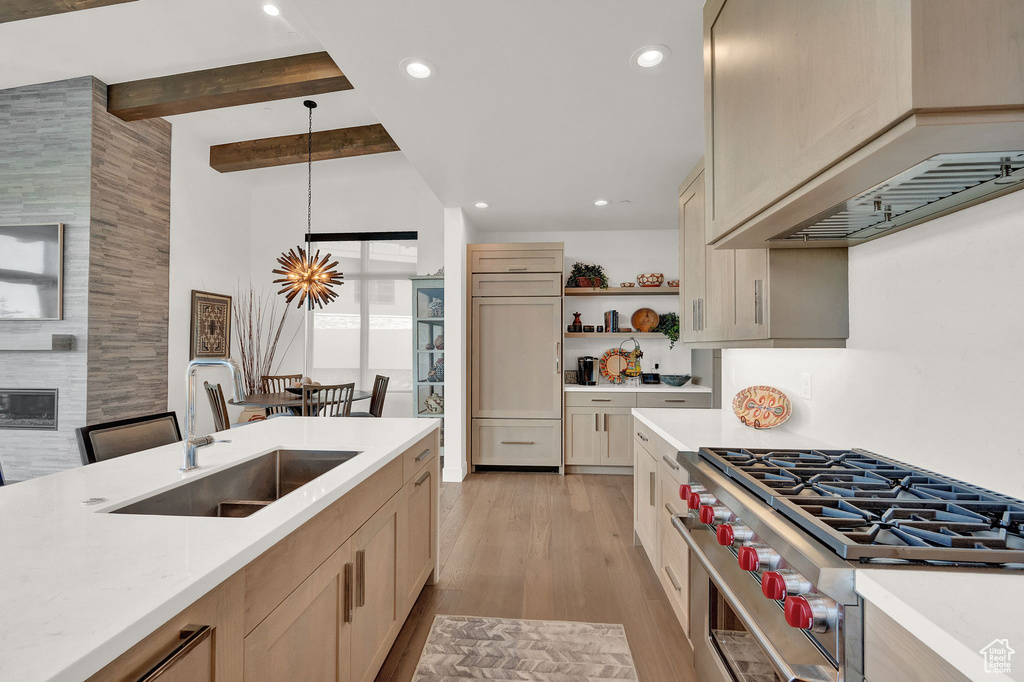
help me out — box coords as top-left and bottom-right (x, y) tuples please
(660, 374), (692, 386)
(637, 273), (665, 287)
(284, 387), (303, 395)
(667, 279), (680, 288)
(619, 282), (635, 288)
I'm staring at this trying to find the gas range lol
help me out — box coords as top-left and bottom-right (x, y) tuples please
(700, 447), (1024, 566)
(671, 446), (1024, 682)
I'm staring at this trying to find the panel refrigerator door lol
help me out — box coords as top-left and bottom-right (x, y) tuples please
(471, 296), (562, 419)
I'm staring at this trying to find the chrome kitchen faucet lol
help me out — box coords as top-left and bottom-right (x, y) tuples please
(182, 358), (247, 472)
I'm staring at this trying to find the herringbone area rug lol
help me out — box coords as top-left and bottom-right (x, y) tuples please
(411, 615), (640, 681)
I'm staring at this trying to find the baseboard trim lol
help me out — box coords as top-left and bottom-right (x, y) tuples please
(564, 465), (634, 475)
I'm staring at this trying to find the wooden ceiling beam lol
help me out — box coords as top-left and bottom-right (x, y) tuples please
(210, 124), (400, 173)
(0, 0), (137, 23)
(107, 52), (352, 121)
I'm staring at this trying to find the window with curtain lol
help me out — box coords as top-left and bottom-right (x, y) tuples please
(306, 239), (417, 402)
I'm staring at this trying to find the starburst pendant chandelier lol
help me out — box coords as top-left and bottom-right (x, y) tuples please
(273, 100), (343, 309)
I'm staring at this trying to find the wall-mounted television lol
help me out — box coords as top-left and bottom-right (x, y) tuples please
(0, 223), (64, 320)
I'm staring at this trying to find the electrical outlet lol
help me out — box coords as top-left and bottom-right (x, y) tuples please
(800, 373), (812, 400)
(730, 367), (737, 386)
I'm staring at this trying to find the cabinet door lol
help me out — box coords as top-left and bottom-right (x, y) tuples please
(658, 518), (690, 639)
(472, 297), (562, 418)
(398, 462), (437, 615)
(243, 543), (351, 682)
(679, 170), (706, 343)
(634, 444), (659, 564)
(350, 496), (401, 682)
(565, 407), (601, 465)
(602, 409), (633, 466)
(731, 248), (769, 340)
(702, 242), (735, 342)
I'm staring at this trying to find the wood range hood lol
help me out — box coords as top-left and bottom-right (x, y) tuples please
(705, 0), (1024, 249)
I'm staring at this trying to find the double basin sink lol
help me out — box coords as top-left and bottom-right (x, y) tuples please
(109, 449), (362, 518)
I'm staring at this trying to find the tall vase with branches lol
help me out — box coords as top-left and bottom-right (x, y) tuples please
(233, 286), (291, 395)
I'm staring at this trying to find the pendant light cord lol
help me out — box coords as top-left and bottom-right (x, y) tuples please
(307, 103), (313, 237)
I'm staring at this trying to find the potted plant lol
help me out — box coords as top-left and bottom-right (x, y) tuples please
(656, 311), (680, 349)
(566, 262), (609, 289)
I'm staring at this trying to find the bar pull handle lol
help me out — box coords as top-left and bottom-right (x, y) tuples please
(754, 279), (764, 325)
(356, 549), (366, 607)
(636, 431), (649, 442)
(343, 562), (353, 623)
(555, 342), (561, 374)
(604, 413), (608, 432)
(662, 454), (680, 470)
(649, 472), (656, 506)
(595, 413), (600, 431)
(664, 565), (683, 592)
(415, 471), (431, 486)
(507, 266), (528, 271)
(665, 502), (682, 516)
(698, 298), (704, 331)
(663, 399), (688, 403)
(591, 398), (612, 402)
(501, 440), (536, 445)
(692, 300), (698, 332)
(136, 625), (213, 681)
(415, 448), (431, 462)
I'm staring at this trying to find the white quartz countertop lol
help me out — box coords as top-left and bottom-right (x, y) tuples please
(0, 417), (438, 682)
(633, 408), (1024, 681)
(564, 384), (712, 393)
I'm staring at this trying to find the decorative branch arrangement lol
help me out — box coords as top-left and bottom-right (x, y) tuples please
(233, 285), (291, 395)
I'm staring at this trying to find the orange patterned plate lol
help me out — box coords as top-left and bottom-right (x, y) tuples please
(732, 385), (792, 429)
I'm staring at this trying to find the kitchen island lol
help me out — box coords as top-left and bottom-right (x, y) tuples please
(634, 407), (1024, 682)
(0, 417), (440, 682)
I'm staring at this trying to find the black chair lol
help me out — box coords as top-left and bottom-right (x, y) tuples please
(76, 412), (182, 465)
(350, 375), (390, 418)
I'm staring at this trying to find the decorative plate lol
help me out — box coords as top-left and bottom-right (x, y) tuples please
(732, 385), (793, 429)
(631, 308), (660, 333)
(600, 348), (634, 384)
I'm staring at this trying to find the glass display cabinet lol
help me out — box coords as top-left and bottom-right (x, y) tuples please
(410, 276), (444, 434)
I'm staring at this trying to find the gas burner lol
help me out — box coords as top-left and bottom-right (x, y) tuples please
(700, 447), (1024, 566)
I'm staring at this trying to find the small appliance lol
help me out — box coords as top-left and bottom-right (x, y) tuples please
(576, 356), (597, 386)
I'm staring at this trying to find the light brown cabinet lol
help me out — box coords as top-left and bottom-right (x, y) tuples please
(863, 601), (969, 682)
(679, 160), (849, 349)
(633, 432), (659, 562)
(704, 0), (1024, 249)
(87, 431), (440, 682)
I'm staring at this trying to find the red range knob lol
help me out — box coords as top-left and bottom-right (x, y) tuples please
(784, 596), (814, 629)
(784, 594), (839, 633)
(737, 545), (760, 571)
(699, 504), (730, 525)
(687, 492), (701, 510)
(679, 484), (691, 501)
(716, 524), (735, 546)
(762, 571), (788, 600)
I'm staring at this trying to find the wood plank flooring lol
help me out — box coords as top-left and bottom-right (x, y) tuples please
(375, 472), (698, 682)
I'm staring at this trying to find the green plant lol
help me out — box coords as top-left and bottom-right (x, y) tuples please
(656, 311), (680, 349)
(566, 262), (609, 288)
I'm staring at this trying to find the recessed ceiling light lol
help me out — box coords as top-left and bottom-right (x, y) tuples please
(474, 202), (489, 209)
(401, 58), (435, 79)
(631, 44), (671, 69)
(262, 4), (280, 16)
(594, 199), (609, 206)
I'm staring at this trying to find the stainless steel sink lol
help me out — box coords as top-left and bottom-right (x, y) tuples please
(108, 449), (361, 518)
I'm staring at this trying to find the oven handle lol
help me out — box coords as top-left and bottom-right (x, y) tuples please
(671, 516), (833, 682)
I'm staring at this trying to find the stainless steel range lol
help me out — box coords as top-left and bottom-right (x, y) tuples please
(672, 446), (1024, 682)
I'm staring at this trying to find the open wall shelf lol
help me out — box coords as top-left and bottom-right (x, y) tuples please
(564, 288), (679, 296)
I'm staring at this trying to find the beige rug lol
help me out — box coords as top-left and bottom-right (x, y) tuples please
(411, 615), (640, 681)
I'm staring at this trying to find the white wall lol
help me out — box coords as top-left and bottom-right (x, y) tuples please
(723, 190), (1024, 499)
(441, 207), (475, 482)
(482, 228), (692, 377)
(167, 123), (253, 436)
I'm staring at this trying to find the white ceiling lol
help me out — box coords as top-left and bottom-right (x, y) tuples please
(0, 0), (705, 234)
(292, 0), (705, 232)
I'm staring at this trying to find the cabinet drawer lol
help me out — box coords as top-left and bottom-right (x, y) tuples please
(471, 248), (563, 274)
(472, 419), (561, 466)
(659, 458), (688, 527)
(564, 391), (636, 408)
(472, 272), (561, 297)
(402, 432), (438, 483)
(658, 517), (690, 638)
(636, 392), (712, 409)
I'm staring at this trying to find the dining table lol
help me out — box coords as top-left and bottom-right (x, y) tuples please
(231, 389), (372, 416)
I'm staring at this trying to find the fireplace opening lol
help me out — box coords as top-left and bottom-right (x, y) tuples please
(0, 389), (58, 430)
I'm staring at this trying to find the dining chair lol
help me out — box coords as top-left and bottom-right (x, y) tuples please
(302, 383), (355, 417)
(204, 381), (232, 432)
(76, 412), (182, 465)
(350, 375), (390, 418)
(261, 374), (303, 415)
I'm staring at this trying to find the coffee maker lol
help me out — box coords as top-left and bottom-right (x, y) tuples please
(577, 356), (598, 385)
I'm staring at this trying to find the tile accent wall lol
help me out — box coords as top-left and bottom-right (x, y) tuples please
(87, 78), (171, 424)
(0, 77), (172, 479)
(0, 77), (93, 480)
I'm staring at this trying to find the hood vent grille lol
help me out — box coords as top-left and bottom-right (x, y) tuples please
(774, 151), (1024, 242)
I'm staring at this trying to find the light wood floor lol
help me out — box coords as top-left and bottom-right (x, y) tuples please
(375, 472), (698, 682)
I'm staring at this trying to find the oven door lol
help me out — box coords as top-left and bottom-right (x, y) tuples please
(674, 516), (838, 682)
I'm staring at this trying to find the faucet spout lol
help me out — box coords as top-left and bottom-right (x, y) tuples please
(183, 358), (247, 472)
